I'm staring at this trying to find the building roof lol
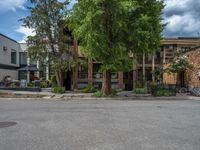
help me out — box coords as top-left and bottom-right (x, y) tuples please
(162, 37), (200, 45)
(0, 33), (18, 43)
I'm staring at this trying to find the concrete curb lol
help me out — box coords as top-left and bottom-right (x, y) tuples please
(0, 90), (200, 101)
(0, 96), (199, 101)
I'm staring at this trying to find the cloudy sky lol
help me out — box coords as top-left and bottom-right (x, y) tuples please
(0, 0), (199, 43)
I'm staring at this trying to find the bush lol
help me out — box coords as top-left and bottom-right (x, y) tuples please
(81, 85), (96, 93)
(133, 88), (148, 94)
(10, 83), (16, 88)
(154, 89), (174, 97)
(93, 89), (117, 97)
(93, 90), (104, 97)
(52, 86), (65, 94)
(110, 89), (117, 97)
(40, 80), (51, 88)
(27, 83), (33, 87)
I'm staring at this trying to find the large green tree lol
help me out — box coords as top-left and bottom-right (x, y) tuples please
(21, 0), (75, 87)
(125, 0), (164, 54)
(70, 0), (164, 95)
(126, 0), (165, 86)
(70, 0), (133, 95)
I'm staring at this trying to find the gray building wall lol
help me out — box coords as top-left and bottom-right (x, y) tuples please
(0, 34), (27, 81)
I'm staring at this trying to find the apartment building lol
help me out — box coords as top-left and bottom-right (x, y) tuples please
(74, 37), (200, 90)
(0, 33), (199, 90)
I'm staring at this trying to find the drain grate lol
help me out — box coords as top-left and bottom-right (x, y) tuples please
(0, 122), (17, 128)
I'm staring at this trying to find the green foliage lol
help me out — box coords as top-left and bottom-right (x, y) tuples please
(93, 90), (104, 98)
(10, 83), (17, 88)
(51, 75), (57, 87)
(27, 83), (33, 87)
(52, 87), (65, 94)
(40, 80), (51, 88)
(165, 55), (193, 74)
(81, 85), (96, 93)
(21, 0), (75, 86)
(124, 0), (165, 54)
(70, 0), (133, 73)
(70, 0), (164, 95)
(133, 88), (148, 94)
(155, 89), (173, 97)
(110, 89), (118, 97)
(93, 89), (117, 97)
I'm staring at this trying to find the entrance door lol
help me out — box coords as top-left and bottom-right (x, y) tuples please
(124, 71), (133, 91)
(180, 72), (185, 87)
(64, 71), (72, 91)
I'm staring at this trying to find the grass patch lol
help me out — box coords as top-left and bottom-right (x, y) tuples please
(93, 89), (118, 98)
(133, 88), (148, 94)
(52, 86), (65, 94)
(81, 85), (96, 93)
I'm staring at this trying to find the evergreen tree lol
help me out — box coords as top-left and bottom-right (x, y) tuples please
(70, 0), (133, 95)
(70, 0), (164, 95)
(21, 0), (75, 87)
(125, 0), (164, 55)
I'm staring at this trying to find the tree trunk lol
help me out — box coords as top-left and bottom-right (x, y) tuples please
(56, 68), (64, 87)
(102, 71), (112, 96)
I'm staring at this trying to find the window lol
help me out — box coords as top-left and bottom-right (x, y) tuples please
(11, 50), (17, 64)
(19, 52), (27, 65)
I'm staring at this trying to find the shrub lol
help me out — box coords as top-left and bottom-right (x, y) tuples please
(93, 90), (104, 97)
(81, 85), (96, 93)
(154, 89), (173, 97)
(10, 83), (16, 88)
(133, 88), (148, 94)
(93, 89), (117, 97)
(156, 90), (163, 96)
(40, 80), (50, 88)
(163, 90), (172, 97)
(110, 89), (117, 97)
(52, 86), (65, 94)
(27, 83), (33, 87)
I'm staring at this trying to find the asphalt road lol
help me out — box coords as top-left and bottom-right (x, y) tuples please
(0, 99), (200, 150)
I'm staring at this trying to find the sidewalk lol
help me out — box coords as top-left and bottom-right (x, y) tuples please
(0, 89), (200, 100)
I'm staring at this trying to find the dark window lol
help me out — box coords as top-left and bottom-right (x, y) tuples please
(11, 50), (17, 64)
(19, 52), (27, 66)
(78, 65), (88, 79)
(19, 71), (27, 80)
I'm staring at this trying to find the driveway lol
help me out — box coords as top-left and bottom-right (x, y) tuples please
(0, 99), (200, 150)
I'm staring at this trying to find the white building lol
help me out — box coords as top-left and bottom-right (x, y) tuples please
(0, 33), (50, 82)
(0, 33), (23, 81)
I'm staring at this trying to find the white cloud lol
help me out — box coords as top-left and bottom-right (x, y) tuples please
(16, 26), (35, 43)
(0, 0), (26, 12)
(163, 0), (200, 37)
